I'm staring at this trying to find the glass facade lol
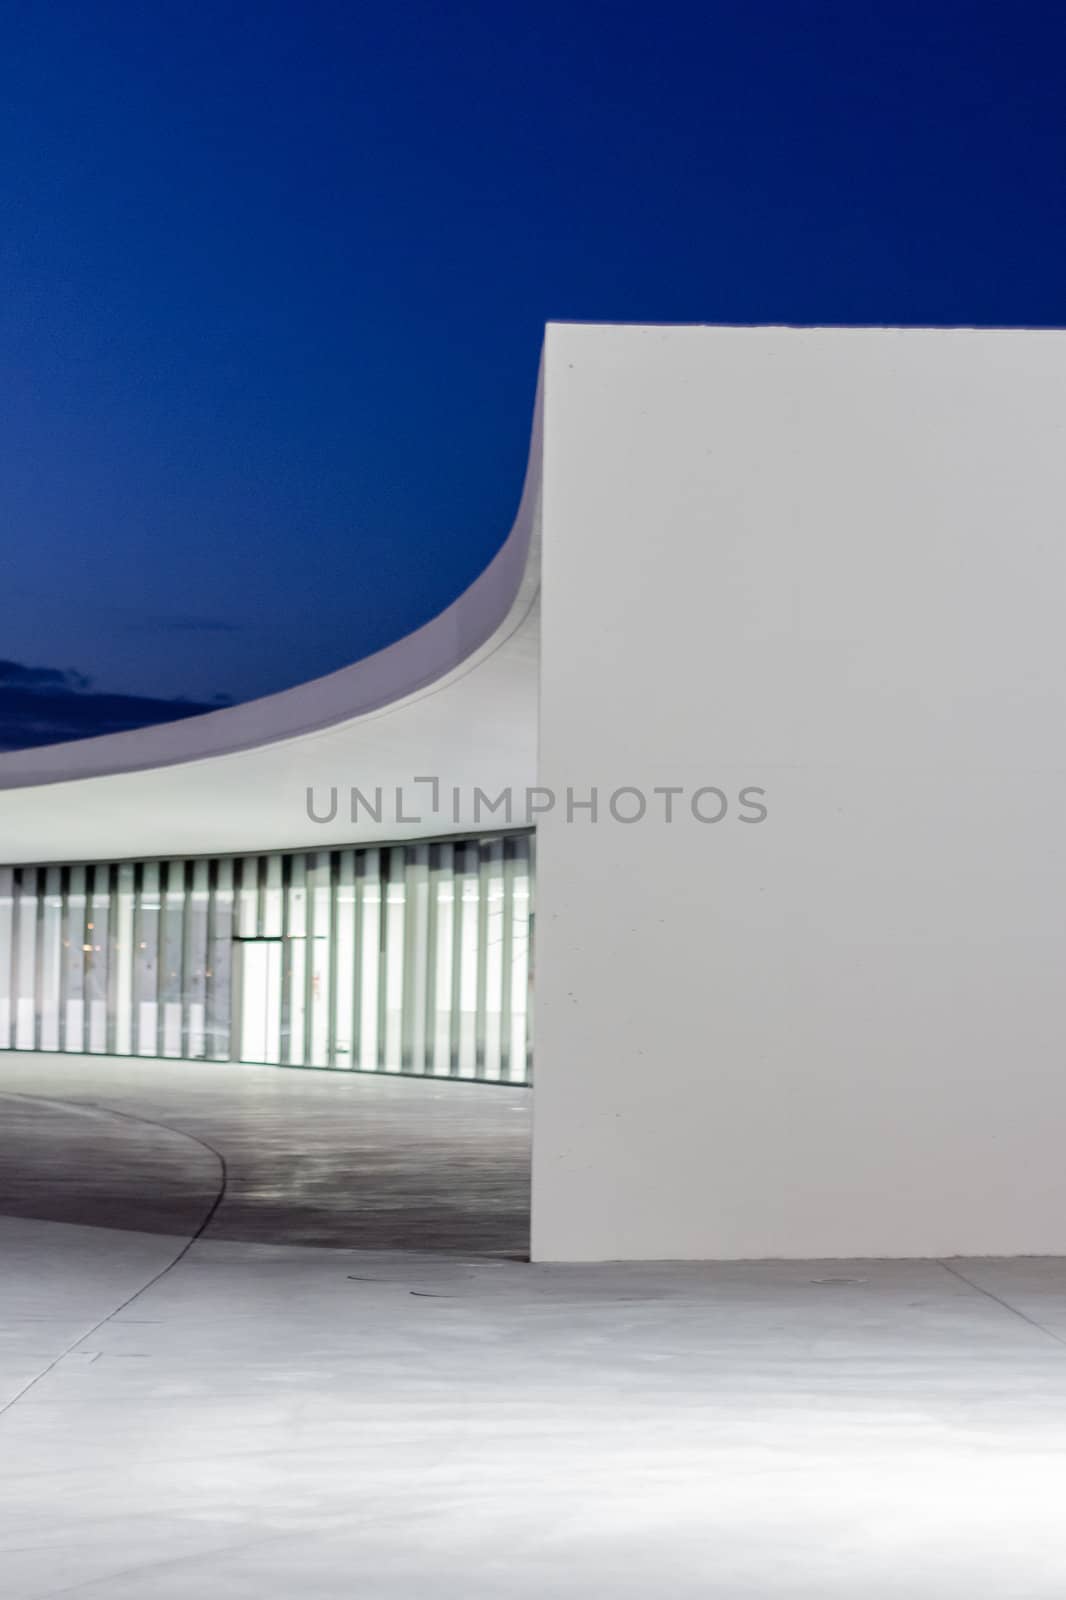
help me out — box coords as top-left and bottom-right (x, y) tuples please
(0, 832), (534, 1083)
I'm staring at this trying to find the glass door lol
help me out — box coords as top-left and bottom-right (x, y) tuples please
(237, 938), (282, 1063)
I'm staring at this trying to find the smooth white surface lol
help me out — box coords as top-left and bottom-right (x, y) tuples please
(4, 1056), (1066, 1599)
(0, 382), (542, 862)
(532, 323), (1066, 1261)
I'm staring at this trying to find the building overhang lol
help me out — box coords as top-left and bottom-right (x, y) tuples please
(0, 372), (542, 864)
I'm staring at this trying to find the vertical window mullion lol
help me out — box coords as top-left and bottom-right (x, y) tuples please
(403, 843), (430, 1075)
(111, 863), (136, 1055)
(238, 856), (259, 938)
(474, 843), (491, 1078)
(448, 845), (464, 1075)
(499, 842), (516, 1080)
(160, 859), (185, 1057)
(287, 854), (307, 1066)
(87, 865), (111, 1054)
(510, 837), (532, 1083)
(383, 845), (405, 1072)
(423, 845), (439, 1076)
(482, 839), (505, 1082)
(64, 866), (87, 1053)
(207, 857), (234, 1061)
(0, 867), (13, 1050)
(39, 865), (63, 1051)
(358, 848), (381, 1071)
(308, 851), (332, 1067)
(433, 844), (455, 1076)
(15, 868), (39, 1050)
(333, 850), (355, 1069)
(185, 858), (209, 1058)
(457, 842), (479, 1078)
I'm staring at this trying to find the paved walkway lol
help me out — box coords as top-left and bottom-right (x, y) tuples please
(2, 1053), (1066, 1597)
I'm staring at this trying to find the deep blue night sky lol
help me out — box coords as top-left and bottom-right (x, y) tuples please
(2, 0), (1065, 748)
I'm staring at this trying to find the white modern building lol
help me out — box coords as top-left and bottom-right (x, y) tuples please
(4, 323), (1066, 1263)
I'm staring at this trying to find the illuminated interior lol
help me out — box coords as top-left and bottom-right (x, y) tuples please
(0, 831), (534, 1081)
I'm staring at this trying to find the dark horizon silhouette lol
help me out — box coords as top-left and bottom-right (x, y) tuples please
(3, 0), (1064, 750)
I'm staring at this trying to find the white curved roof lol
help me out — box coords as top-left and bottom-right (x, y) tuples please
(0, 373), (542, 865)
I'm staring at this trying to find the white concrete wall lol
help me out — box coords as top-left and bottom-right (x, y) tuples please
(532, 323), (1066, 1261)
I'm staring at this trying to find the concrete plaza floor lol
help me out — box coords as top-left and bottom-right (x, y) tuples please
(1, 1053), (1065, 1597)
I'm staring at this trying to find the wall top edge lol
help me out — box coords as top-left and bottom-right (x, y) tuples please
(545, 320), (1066, 335)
